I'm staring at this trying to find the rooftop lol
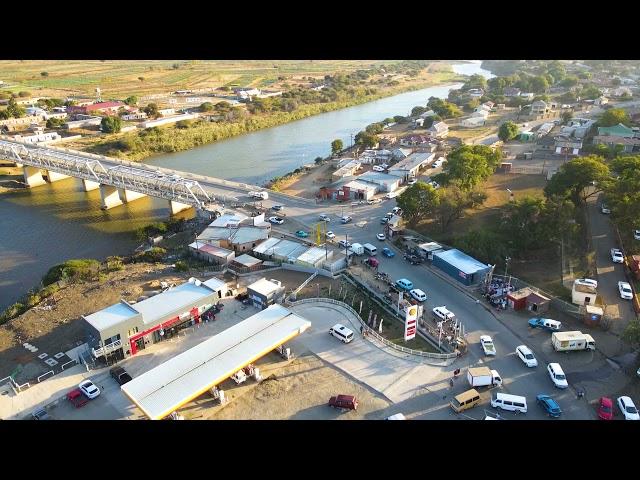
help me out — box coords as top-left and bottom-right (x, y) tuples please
(188, 242), (234, 258)
(232, 254), (263, 268)
(252, 236), (281, 254)
(248, 278), (283, 297)
(433, 249), (490, 274)
(83, 301), (140, 332)
(597, 123), (635, 138)
(230, 226), (269, 245)
(209, 213), (248, 228)
(389, 152), (435, 172)
(593, 135), (640, 146)
(358, 171), (401, 185)
(342, 180), (378, 192)
(296, 246), (327, 265)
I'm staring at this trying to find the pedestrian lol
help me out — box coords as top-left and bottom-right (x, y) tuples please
(360, 325), (363, 335)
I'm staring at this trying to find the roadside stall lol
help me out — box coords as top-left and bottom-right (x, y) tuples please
(526, 291), (551, 314)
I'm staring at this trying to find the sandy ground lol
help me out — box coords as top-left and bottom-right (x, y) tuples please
(0, 162), (24, 193)
(280, 162), (334, 198)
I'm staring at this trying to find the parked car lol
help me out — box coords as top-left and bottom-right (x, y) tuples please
(318, 214), (330, 222)
(601, 203), (611, 214)
(611, 248), (624, 263)
(325, 231), (336, 239)
(382, 247), (395, 258)
(480, 335), (496, 356)
(528, 317), (562, 331)
(395, 278), (413, 291)
(31, 407), (52, 420)
(516, 345), (538, 367)
(380, 217), (389, 224)
(110, 366), (133, 386)
(634, 229), (640, 241)
(536, 394), (562, 418)
(617, 396), (639, 420)
(79, 380), (101, 399)
(268, 216), (284, 225)
(409, 288), (427, 302)
(67, 388), (90, 408)
(329, 323), (354, 343)
(338, 240), (351, 248)
(407, 178), (417, 186)
(433, 306), (455, 322)
(547, 363), (568, 389)
(376, 233), (386, 241)
(271, 204), (283, 211)
(341, 216), (352, 224)
(392, 207), (403, 215)
(404, 254), (422, 265)
(328, 394), (358, 411)
(428, 180), (440, 189)
(618, 281), (633, 300)
(295, 230), (309, 238)
(598, 396), (614, 420)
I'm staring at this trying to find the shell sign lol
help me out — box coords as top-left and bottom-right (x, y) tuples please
(404, 305), (418, 341)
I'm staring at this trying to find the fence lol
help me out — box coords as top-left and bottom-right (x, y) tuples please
(288, 297), (455, 363)
(37, 370), (54, 383)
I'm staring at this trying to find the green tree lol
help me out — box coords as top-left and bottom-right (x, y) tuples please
(396, 181), (440, 224)
(143, 103), (159, 118)
(433, 186), (487, 232)
(436, 145), (502, 190)
(461, 74), (487, 92)
(464, 98), (480, 112)
(580, 85), (601, 100)
(544, 155), (610, 207)
(101, 116), (122, 133)
(138, 76), (145, 82)
(365, 122), (384, 135)
(622, 320), (640, 348)
(530, 76), (549, 93)
(498, 121), (519, 142)
(199, 102), (214, 112)
(598, 108), (631, 127)
(411, 106), (426, 117)
(46, 117), (65, 128)
(354, 131), (378, 149)
(427, 97), (462, 118)
(604, 156), (640, 232)
(124, 95), (138, 106)
(6, 97), (25, 118)
(314, 156), (324, 164)
(454, 228), (510, 266)
(561, 110), (573, 124)
(560, 76), (579, 87)
(18, 91), (31, 98)
(331, 139), (344, 155)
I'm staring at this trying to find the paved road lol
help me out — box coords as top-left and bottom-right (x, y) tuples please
(587, 196), (637, 335)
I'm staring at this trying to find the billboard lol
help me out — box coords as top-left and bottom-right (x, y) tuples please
(404, 304), (418, 341)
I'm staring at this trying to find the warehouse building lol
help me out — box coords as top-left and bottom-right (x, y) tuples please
(432, 249), (492, 286)
(83, 277), (230, 360)
(188, 242), (235, 266)
(246, 278), (285, 309)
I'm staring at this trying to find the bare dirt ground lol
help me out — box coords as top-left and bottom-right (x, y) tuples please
(0, 161), (24, 193)
(279, 162), (335, 198)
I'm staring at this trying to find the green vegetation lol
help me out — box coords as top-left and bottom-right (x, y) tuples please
(174, 260), (189, 272)
(396, 182), (439, 224)
(598, 108), (631, 127)
(141, 247), (167, 262)
(0, 97), (25, 119)
(427, 96), (462, 118)
(544, 155), (610, 207)
(498, 121), (519, 142)
(43, 259), (101, 286)
(101, 116), (122, 133)
(434, 145), (502, 191)
(331, 138), (343, 155)
(46, 117), (65, 129)
(124, 95), (138, 106)
(199, 102), (214, 112)
(623, 319), (640, 347)
(605, 156), (640, 235)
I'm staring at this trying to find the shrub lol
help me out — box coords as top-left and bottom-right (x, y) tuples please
(42, 259), (100, 286)
(174, 260), (189, 272)
(0, 303), (26, 324)
(105, 256), (124, 272)
(142, 247), (166, 263)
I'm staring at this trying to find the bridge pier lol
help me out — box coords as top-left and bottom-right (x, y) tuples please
(99, 184), (123, 210)
(82, 179), (100, 191)
(23, 166), (47, 188)
(118, 189), (147, 203)
(45, 170), (71, 183)
(169, 200), (192, 215)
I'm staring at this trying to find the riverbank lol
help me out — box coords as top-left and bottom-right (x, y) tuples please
(62, 68), (464, 162)
(0, 162), (24, 194)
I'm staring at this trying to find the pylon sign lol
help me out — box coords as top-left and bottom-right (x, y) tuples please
(404, 304), (418, 341)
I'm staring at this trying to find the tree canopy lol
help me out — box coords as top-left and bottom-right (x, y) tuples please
(544, 155), (610, 206)
(331, 139), (343, 155)
(354, 131), (378, 149)
(124, 95), (138, 106)
(435, 145), (502, 191)
(396, 181), (440, 224)
(498, 121), (519, 142)
(101, 116), (122, 134)
(427, 97), (462, 119)
(598, 108), (631, 127)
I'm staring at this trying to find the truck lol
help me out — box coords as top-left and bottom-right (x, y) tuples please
(349, 243), (364, 255)
(467, 367), (503, 388)
(551, 331), (596, 352)
(249, 191), (269, 200)
(110, 366), (133, 385)
(528, 317), (562, 331)
(480, 335), (496, 356)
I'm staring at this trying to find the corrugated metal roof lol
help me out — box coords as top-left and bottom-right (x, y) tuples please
(296, 246), (327, 265)
(188, 242), (234, 258)
(248, 278), (282, 297)
(233, 254), (263, 267)
(252, 236), (281, 254)
(133, 281), (216, 325)
(83, 301), (140, 331)
(230, 227), (269, 245)
(203, 277), (227, 292)
(209, 213), (248, 228)
(197, 226), (232, 242)
(389, 152), (434, 172)
(433, 249), (490, 275)
(121, 304), (311, 419)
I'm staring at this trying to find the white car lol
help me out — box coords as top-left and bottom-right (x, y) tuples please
(617, 396), (639, 420)
(319, 214), (331, 222)
(432, 306), (455, 322)
(325, 231), (336, 239)
(547, 363), (568, 389)
(432, 157), (447, 169)
(407, 179), (417, 186)
(618, 281), (633, 300)
(78, 380), (100, 399)
(392, 207), (403, 215)
(480, 335), (496, 356)
(409, 288), (427, 302)
(329, 323), (354, 344)
(376, 233), (386, 241)
(611, 248), (624, 263)
(338, 240), (351, 248)
(268, 216), (284, 225)
(601, 203), (610, 214)
(373, 165), (386, 172)
(634, 230), (640, 241)
(516, 345), (538, 367)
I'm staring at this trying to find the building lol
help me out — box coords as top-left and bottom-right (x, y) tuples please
(536, 122), (555, 137)
(593, 135), (640, 153)
(571, 278), (598, 306)
(518, 131), (535, 142)
(229, 254), (263, 272)
(503, 87), (521, 97)
(319, 179), (378, 201)
(461, 116), (486, 128)
(597, 123), (636, 138)
(467, 88), (484, 98)
(554, 135), (583, 155)
(432, 249), (492, 286)
(246, 278), (285, 309)
(519, 92), (534, 100)
(530, 100), (549, 116)
(427, 121), (449, 138)
(67, 101), (126, 115)
(253, 237), (307, 263)
(83, 277), (230, 360)
(399, 134), (431, 147)
(534, 135), (556, 153)
(158, 108), (176, 116)
(525, 291), (550, 314)
(296, 246), (330, 267)
(188, 242), (235, 266)
(506, 287), (534, 311)
(611, 87), (633, 98)
(332, 159), (361, 180)
(122, 112), (148, 121)
(417, 242), (444, 260)
(64, 115), (103, 130)
(470, 109), (489, 119)
(139, 113), (198, 129)
(10, 132), (61, 145)
(357, 171), (402, 192)
(387, 152), (435, 180)
(391, 148), (413, 160)
(224, 226), (270, 253)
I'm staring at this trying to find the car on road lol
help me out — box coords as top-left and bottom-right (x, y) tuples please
(409, 288), (427, 302)
(382, 247), (394, 258)
(618, 281), (633, 300)
(376, 233), (386, 241)
(432, 157), (447, 169)
(598, 396), (614, 420)
(325, 231), (336, 239)
(380, 217), (388, 224)
(634, 229), (640, 241)
(515, 345), (538, 367)
(433, 306), (455, 322)
(67, 388), (89, 408)
(79, 380), (101, 399)
(329, 323), (354, 344)
(395, 278), (414, 291)
(271, 204), (283, 211)
(601, 203), (611, 214)
(536, 394), (562, 418)
(547, 363), (568, 389)
(318, 214), (330, 222)
(385, 212), (394, 219)
(31, 407), (52, 420)
(404, 254), (422, 265)
(328, 394), (358, 411)
(528, 317), (562, 331)
(611, 248), (624, 263)
(268, 216), (284, 225)
(110, 366), (132, 386)
(480, 335), (496, 356)
(341, 216), (352, 224)
(338, 240), (351, 248)
(369, 198), (382, 204)
(617, 396), (639, 420)
(295, 230), (309, 238)
(407, 178), (417, 186)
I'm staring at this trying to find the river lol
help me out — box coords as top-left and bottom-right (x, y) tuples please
(0, 61), (493, 310)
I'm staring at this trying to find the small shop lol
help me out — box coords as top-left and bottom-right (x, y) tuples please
(525, 291), (551, 314)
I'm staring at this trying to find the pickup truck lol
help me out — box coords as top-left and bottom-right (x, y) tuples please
(67, 388), (89, 408)
(528, 317), (562, 331)
(110, 366), (133, 385)
(480, 335), (496, 356)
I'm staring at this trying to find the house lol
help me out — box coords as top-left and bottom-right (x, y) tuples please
(519, 92), (535, 100)
(67, 101), (126, 115)
(414, 118), (424, 128)
(25, 107), (48, 117)
(461, 116), (486, 128)
(536, 122), (554, 137)
(387, 152), (435, 180)
(475, 103), (492, 113)
(188, 243), (235, 266)
(427, 121), (449, 139)
(467, 88), (484, 98)
(518, 131), (535, 142)
(246, 278), (284, 309)
(235, 88), (262, 101)
(391, 148), (413, 160)
(593, 135), (640, 153)
(530, 100), (549, 116)
(64, 115), (103, 130)
(229, 254), (263, 272)
(357, 171), (402, 192)
(256, 90), (283, 99)
(121, 112), (148, 121)
(10, 132), (61, 145)
(470, 110), (489, 119)
(554, 135), (583, 156)
(418, 110), (437, 119)
(496, 103), (506, 110)
(503, 87), (521, 97)
(593, 96), (609, 106)
(534, 135), (556, 153)
(158, 108), (175, 116)
(319, 180), (378, 201)
(597, 123), (635, 138)
(399, 134), (431, 147)
(332, 160), (361, 180)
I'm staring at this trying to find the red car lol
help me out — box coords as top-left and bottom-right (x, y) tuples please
(67, 388), (89, 408)
(329, 395), (358, 411)
(598, 396), (613, 420)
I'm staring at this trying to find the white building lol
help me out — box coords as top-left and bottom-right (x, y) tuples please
(461, 116), (486, 128)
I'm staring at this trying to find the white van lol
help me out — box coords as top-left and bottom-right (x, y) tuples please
(490, 393), (527, 413)
(329, 323), (354, 343)
(363, 243), (377, 256)
(373, 165), (386, 172)
(385, 191), (398, 199)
